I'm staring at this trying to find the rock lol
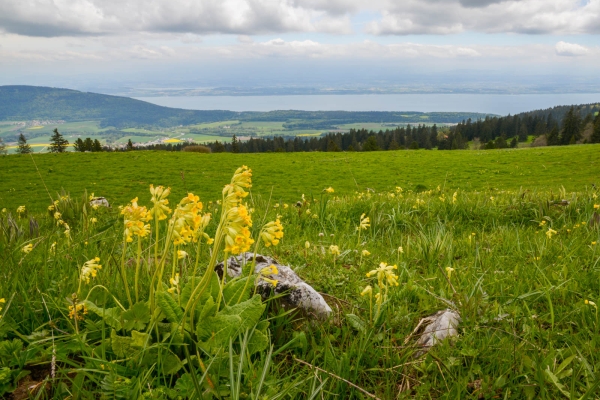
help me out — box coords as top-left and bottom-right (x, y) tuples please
(89, 197), (110, 208)
(412, 309), (461, 355)
(215, 253), (332, 320)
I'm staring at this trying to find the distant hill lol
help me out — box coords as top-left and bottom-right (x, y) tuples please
(0, 86), (492, 129)
(0, 86), (237, 128)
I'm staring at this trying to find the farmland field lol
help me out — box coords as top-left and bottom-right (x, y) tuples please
(1, 146), (600, 398)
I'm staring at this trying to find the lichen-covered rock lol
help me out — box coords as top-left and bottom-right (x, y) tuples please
(415, 309), (461, 352)
(215, 253), (332, 320)
(90, 197), (110, 208)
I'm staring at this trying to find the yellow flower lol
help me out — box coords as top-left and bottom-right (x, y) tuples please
(305, 241), (310, 249)
(22, 244), (33, 254)
(168, 274), (180, 294)
(47, 205), (55, 212)
(89, 193), (95, 201)
(594, 204), (600, 209)
(50, 242), (57, 254)
(592, 242), (597, 246)
(362, 249), (371, 256)
(63, 224), (71, 239)
(68, 303), (88, 321)
(222, 166), (252, 208)
(366, 262), (399, 287)
(539, 220), (547, 227)
(148, 185), (172, 221)
(360, 285), (372, 296)
(260, 219), (284, 247)
(122, 197), (150, 243)
(177, 250), (188, 260)
(398, 246), (404, 254)
(452, 192), (458, 204)
(16, 206), (26, 216)
(357, 213), (370, 230)
(261, 277), (279, 287)
(274, 203), (280, 208)
(223, 204), (254, 254)
(260, 264), (279, 276)
(1, 208), (5, 213)
(445, 266), (455, 280)
(90, 217), (98, 224)
(324, 187), (334, 193)
(395, 187), (403, 193)
(546, 228), (557, 239)
(329, 245), (340, 256)
(0, 298), (5, 317)
(490, 196), (494, 202)
(283, 203), (289, 209)
(306, 209), (311, 215)
(585, 299), (597, 307)
(81, 257), (102, 284)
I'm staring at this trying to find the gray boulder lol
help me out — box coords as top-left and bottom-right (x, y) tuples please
(215, 253), (332, 320)
(415, 309), (461, 353)
(90, 197), (110, 208)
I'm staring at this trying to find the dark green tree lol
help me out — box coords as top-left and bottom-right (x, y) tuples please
(388, 139), (400, 150)
(231, 135), (240, 153)
(127, 139), (134, 151)
(362, 136), (380, 151)
(16, 133), (32, 154)
(547, 126), (560, 146)
(560, 107), (581, 145)
(73, 138), (86, 152)
(213, 141), (225, 153)
(93, 139), (103, 152)
(518, 123), (528, 142)
(327, 140), (340, 152)
(510, 137), (518, 148)
(409, 141), (419, 150)
(48, 128), (69, 153)
(591, 113), (600, 143)
(495, 136), (508, 149)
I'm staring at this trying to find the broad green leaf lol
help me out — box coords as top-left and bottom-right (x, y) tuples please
(247, 329), (269, 355)
(199, 296), (217, 321)
(131, 331), (151, 348)
(223, 276), (255, 306)
(156, 291), (183, 324)
(174, 373), (196, 398)
(111, 330), (134, 358)
(345, 314), (366, 334)
(544, 368), (570, 398)
(122, 302), (151, 331)
(197, 314), (242, 344)
(84, 301), (123, 330)
(162, 353), (183, 375)
(221, 294), (266, 331)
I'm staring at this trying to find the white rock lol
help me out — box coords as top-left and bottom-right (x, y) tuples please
(215, 253), (332, 320)
(415, 309), (461, 351)
(89, 197), (110, 207)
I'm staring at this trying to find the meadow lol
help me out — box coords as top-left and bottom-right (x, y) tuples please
(0, 146), (600, 399)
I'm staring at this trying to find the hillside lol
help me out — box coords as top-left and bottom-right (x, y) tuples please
(0, 86), (491, 129)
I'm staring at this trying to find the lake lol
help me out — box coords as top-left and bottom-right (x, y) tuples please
(135, 93), (600, 116)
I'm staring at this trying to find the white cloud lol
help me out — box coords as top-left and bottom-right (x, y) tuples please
(555, 41), (589, 56)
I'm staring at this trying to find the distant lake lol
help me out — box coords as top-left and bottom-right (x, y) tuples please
(135, 93), (600, 116)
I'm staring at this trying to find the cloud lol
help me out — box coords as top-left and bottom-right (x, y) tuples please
(366, 0), (600, 35)
(555, 41), (589, 56)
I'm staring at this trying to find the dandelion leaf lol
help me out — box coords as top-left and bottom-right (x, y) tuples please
(84, 301), (123, 330)
(156, 291), (183, 324)
(122, 302), (151, 331)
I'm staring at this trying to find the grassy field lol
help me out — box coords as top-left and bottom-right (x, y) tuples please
(0, 145), (599, 213)
(1, 146), (600, 398)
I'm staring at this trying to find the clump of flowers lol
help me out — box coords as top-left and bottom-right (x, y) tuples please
(149, 185), (172, 221)
(324, 187), (334, 193)
(22, 244), (33, 254)
(80, 257), (102, 285)
(16, 205), (26, 218)
(259, 264), (279, 287)
(260, 218), (284, 247)
(362, 262), (400, 324)
(68, 303), (88, 321)
(356, 213), (370, 246)
(122, 198), (150, 243)
(546, 228), (557, 239)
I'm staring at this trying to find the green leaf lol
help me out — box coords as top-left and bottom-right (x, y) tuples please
(197, 313), (242, 344)
(544, 368), (570, 398)
(122, 302), (151, 331)
(84, 301), (123, 330)
(111, 330), (134, 358)
(247, 329), (269, 355)
(345, 314), (366, 334)
(221, 294), (266, 331)
(199, 296), (217, 321)
(174, 373), (196, 398)
(131, 331), (151, 348)
(156, 291), (183, 324)
(223, 276), (255, 306)
(161, 353), (183, 375)
(181, 272), (220, 306)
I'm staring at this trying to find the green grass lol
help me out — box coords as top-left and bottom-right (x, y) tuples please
(1, 145), (599, 213)
(1, 160), (600, 398)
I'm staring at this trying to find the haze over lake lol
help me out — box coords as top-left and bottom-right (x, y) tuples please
(136, 93), (600, 116)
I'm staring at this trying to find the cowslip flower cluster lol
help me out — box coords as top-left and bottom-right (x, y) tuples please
(22, 244), (33, 254)
(171, 193), (205, 246)
(81, 257), (102, 284)
(260, 218), (284, 247)
(221, 166), (255, 254)
(546, 228), (557, 239)
(149, 185), (172, 221)
(329, 245), (340, 256)
(68, 303), (88, 321)
(16, 205), (26, 218)
(357, 213), (370, 231)
(259, 264), (279, 287)
(366, 262), (400, 289)
(121, 198), (150, 243)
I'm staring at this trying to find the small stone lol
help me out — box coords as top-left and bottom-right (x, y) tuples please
(215, 253), (332, 320)
(89, 197), (110, 207)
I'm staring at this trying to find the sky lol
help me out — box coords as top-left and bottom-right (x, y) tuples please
(0, 0), (599, 93)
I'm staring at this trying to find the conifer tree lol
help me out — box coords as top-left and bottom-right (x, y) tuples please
(127, 139), (134, 151)
(48, 128), (69, 153)
(16, 133), (32, 154)
(93, 139), (103, 152)
(591, 113), (600, 144)
(362, 136), (379, 151)
(547, 126), (560, 146)
(231, 135), (240, 153)
(73, 138), (86, 152)
(560, 107), (581, 145)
